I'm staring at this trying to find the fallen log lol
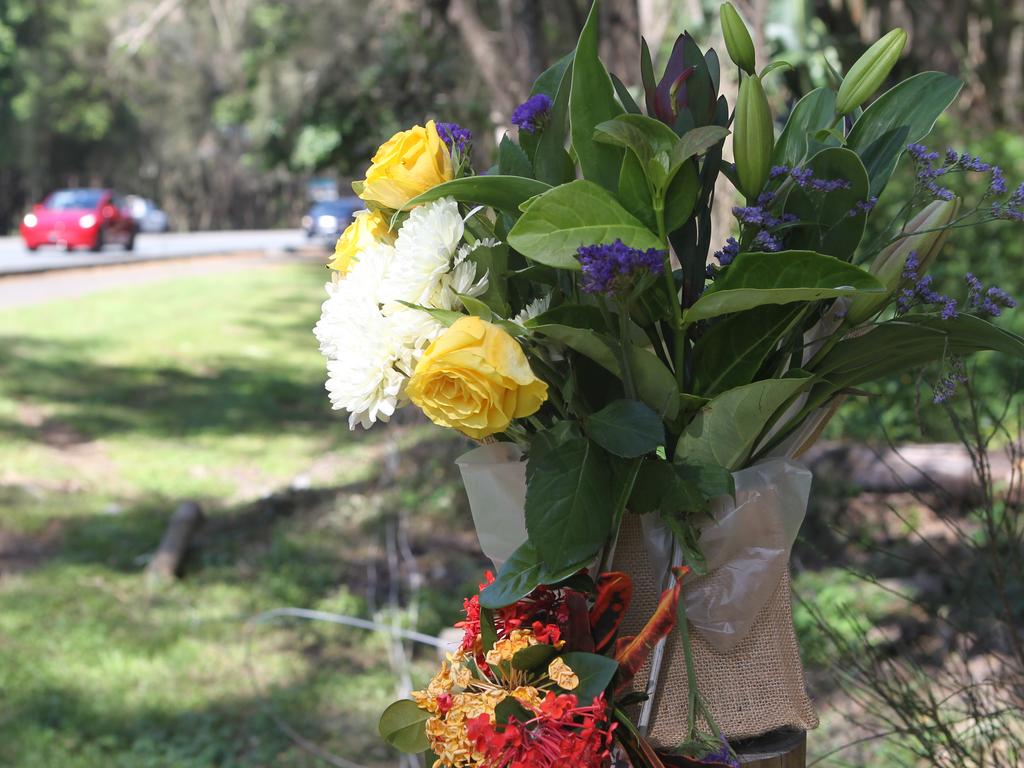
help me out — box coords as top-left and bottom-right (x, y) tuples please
(801, 441), (1019, 500)
(146, 501), (204, 584)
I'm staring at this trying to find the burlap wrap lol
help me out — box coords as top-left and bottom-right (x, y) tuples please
(612, 514), (818, 747)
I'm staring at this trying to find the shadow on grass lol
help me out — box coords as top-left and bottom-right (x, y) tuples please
(0, 334), (336, 444)
(0, 670), (399, 768)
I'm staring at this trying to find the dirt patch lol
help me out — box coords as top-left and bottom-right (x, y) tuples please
(0, 518), (62, 575)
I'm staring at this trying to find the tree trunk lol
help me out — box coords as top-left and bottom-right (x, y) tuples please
(600, 0), (642, 85)
(446, 0), (528, 122)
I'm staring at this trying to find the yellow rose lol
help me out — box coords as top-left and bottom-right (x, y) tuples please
(406, 316), (548, 440)
(327, 209), (395, 275)
(357, 120), (454, 210)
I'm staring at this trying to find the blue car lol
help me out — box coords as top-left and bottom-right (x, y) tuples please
(302, 197), (362, 245)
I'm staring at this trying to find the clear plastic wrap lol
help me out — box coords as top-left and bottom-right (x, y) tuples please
(643, 459), (812, 652)
(456, 443), (528, 570)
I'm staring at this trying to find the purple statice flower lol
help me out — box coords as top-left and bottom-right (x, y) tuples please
(752, 229), (783, 251)
(966, 272), (1016, 316)
(789, 166), (852, 193)
(714, 236), (740, 267)
(993, 185), (1024, 221)
(908, 143), (940, 163)
(769, 165), (791, 179)
(983, 287), (1017, 316)
(436, 122), (472, 154)
(898, 252), (959, 317)
(577, 239), (665, 295)
(933, 357), (967, 404)
(694, 736), (740, 768)
(847, 195), (879, 217)
(732, 205), (769, 226)
(958, 152), (992, 172)
(989, 166), (1007, 195)
(511, 93), (553, 134)
(945, 147), (960, 165)
(907, 143), (956, 201)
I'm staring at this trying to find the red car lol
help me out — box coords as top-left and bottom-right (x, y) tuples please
(20, 188), (137, 252)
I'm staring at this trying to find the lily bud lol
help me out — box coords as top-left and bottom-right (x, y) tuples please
(733, 72), (773, 201)
(720, 3), (756, 75)
(835, 28), (908, 115)
(845, 197), (961, 324)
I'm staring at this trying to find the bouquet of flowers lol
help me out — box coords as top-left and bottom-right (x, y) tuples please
(313, 1), (1024, 764)
(382, 569), (713, 767)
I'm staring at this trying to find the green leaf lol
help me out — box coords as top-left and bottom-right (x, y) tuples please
(559, 651), (619, 700)
(480, 607), (498, 656)
(480, 540), (588, 609)
(533, 324), (678, 418)
(493, 696), (534, 726)
(663, 161), (699, 233)
(525, 304), (609, 333)
(570, 2), (624, 191)
(670, 125), (731, 168)
(507, 180), (663, 269)
(586, 399), (665, 458)
(534, 324), (621, 371)
(684, 250), (884, 324)
(627, 461), (706, 515)
(629, 346), (680, 419)
(534, 58), (576, 186)
(770, 88), (835, 169)
(401, 176), (551, 215)
(782, 147), (871, 259)
(611, 73), (642, 114)
(457, 294), (494, 320)
(525, 437), (614, 570)
(675, 375), (813, 470)
(692, 305), (801, 396)
(593, 113), (680, 165)
(512, 643), (558, 671)
(397, 301), (462, 326)
(846, 72), (963, 196)
(466, 241), (510, 316)
(617, 151), (659, 231)
(812, 314), (1024, 390)
(498, 135), (533, 178)
(532, 51), (574, 98)
(674, 462), (735, 499)
(379, 700), (430, 753)
(772, 87), (838, 169)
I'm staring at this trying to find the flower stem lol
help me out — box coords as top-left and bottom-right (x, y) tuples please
(655, 203), (686, 391)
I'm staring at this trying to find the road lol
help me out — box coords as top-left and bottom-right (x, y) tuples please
(0, 229), (311, 275)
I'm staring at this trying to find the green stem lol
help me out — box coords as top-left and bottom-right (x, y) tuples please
(616, 300), (638, 400)
(678, 609), (699, 739)
(655, 203), (686, 392)
(600, 457), (644, 573)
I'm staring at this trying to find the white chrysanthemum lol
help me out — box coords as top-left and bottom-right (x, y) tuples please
(432, 257), (489, 311)
(315, 196), (500, 430)
(382, 197), (465, 305)
(513, 294), (551, 324)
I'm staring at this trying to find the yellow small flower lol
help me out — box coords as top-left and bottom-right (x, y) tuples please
(358, 120), (454, 210)
(327, 209), (395, 275)
(547, 657), (579, 690)
(406, 316), (548, 440)
(484, 629), (537, 667)
(510, 685), (543, 710)
(424, 689), (504, 767)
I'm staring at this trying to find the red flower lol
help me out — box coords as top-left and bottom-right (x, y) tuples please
(469, 692), (616, 767)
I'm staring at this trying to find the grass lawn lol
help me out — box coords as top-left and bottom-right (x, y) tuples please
(0, 261), (487, 767)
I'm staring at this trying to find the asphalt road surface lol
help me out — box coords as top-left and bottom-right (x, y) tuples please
(0, 229), (310, 275)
